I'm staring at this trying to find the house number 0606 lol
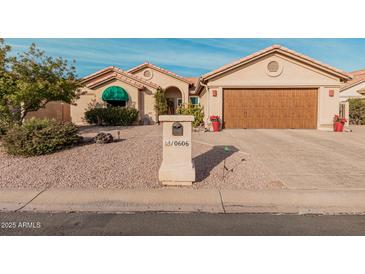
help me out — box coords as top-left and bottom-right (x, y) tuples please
(165, 140), (190, 147)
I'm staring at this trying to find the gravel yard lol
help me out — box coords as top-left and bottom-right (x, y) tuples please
(0, 125), (283, 190)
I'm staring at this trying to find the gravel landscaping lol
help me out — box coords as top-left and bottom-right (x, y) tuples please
(0, 125), (284, 190)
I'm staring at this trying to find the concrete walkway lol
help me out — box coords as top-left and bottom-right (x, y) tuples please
(1, 188), (365, 214)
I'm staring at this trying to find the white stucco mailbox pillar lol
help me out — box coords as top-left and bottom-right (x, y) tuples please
(158, 115), (196, 186)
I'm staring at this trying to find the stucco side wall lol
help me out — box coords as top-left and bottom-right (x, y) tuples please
(133, 69), (190, 103)
(141, 88), (158, 123)
(71, 79), (157, 125)
(205, 87), (223, 124)
(339, 82), (365, 102)
(199, 53), (343, 129)
(318, 87), (340, 128)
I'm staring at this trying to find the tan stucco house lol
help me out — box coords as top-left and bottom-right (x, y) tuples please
(29, 44), (353, 129)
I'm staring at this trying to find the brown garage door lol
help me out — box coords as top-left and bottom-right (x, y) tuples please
(223, 88), (318, 129)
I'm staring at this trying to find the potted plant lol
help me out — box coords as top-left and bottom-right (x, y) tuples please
(333, 115), (347, 132)
(210, 115), (220, 132)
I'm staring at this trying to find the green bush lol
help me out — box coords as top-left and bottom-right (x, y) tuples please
(349, 99), (365, 125)
(0, 114), (13, 137)
(176, 103), (204, 128)
(84, 107), (139, 126)
(2, 118), (80, 156)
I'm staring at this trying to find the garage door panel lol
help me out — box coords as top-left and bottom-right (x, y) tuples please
(223, 88), (318, 129)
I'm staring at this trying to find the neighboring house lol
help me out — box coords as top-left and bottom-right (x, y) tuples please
(339, 69), (365, 102)
(29, 44), (353, 129)
(195, 45), (351, 129)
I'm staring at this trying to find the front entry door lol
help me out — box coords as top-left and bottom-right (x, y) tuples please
(167, 98), (175, 115)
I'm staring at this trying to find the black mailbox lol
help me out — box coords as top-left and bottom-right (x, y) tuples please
(172, 122), (183, 136)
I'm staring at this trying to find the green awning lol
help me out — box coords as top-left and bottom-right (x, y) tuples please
(102, 86), (129, 101)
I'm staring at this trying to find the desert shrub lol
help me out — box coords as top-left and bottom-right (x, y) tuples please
(0, 113), (13, 137)
(2, 118), (80, 156)
(84, 107), (138, 126)
(176, 103), (204, 128)
(349, 99), (365, 125)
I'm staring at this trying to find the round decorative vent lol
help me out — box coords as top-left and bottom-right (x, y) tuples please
(143, 69), (153, 79)
(266, 60), (283, 77)
(267, 61), (279, 72)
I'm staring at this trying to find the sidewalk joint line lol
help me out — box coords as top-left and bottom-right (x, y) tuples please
(218, 190), (226, 214)
(14, 186), (50, 212)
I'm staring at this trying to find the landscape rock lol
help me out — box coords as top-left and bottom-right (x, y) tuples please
(94, 132), (113, 144)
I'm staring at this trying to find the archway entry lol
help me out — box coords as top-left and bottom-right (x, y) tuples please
(164, 86), (182, 115)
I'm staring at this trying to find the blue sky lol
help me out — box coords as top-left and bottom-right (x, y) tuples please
(4, 38), (365, 77)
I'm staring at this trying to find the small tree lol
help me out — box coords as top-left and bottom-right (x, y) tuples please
(0, 40), (83, 124)
(153, 88), (168, 119)
(0, 39), (17, 121)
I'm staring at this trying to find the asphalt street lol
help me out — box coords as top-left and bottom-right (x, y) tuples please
(1, 212), (365, 235)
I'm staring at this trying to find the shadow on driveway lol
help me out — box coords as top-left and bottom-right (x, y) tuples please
(193, 145), (239, 182)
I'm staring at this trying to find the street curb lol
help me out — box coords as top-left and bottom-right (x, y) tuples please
(221, 189), (365, 214)
(0, 188), (224, 213)
(0, 189), (41, 211)
(1, 188), (365, 214)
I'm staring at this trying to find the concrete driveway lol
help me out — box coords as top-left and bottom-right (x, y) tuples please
(194, 126), (365, 190)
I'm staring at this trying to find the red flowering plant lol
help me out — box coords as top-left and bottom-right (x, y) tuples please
(210, 116), (220, 122)
(333, 115), (347, 124)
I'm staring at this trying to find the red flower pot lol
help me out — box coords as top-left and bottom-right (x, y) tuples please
(212, 121), (220, 132)
(334, 122), (344, 132)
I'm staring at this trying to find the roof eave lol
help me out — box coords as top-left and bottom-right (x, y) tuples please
(201, 46), (352, 83)
(86, 75), (144, 90)
(127, 63), (149, 74)
(340, 79), (365, 92)
(82, 66), (115, 83)
(128, 62), (192, 85)
(82, 66), (160, 90)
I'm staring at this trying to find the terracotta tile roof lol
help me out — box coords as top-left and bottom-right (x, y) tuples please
(82, 66), (114, 82)
(340, 69), (365, 91)
(82, 66), (160, 90)
(128, 62), (193, 84)
(185, 77), (199, 85)
(201, 44), (352, 82)
(351, 68), (365, 76)
(86, 72), (144, 89)
(115, 67), (160, 89)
